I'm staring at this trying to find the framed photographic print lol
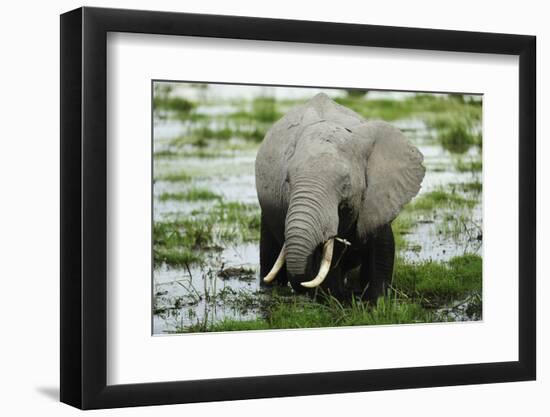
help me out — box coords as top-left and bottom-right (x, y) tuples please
(60, 6), (536, 410)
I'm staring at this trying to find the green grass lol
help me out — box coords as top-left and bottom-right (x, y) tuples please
(451, 181), (482, 193)
(169, 123), (268, 146)
(153, 219), (213, 250)
(187, 319), (272, 332)
(455, 159), (483, 173)
(154, 247), (203, 266)
(400, 188), (481, 242)
(158, 188), (221, 202)
(333, 93), (481, 122)
(407, 189), (477, 211)
(154, 200), (260, 267)
(437, 121), (481, 154)
(181, 292), (434, 333)
(332, 94), (482, 155)
(191, 126), (234, 140)
(207, 201), (261, 242)
(438, 212), (482, 240)
(157, 171), (192, 182)
(251, 96), (281, 122)
(229, 96), (282, 123)
(194, 125), (268, 143)
(155, 155), (255, 179)
(168, 133), (208, 148)
(177, 254), (481, 332)
(153, 149), (177, 158)
(153, 219), (214, 267)
(337, 297), (432, 326)
(164, 129), (263, 158)
(391, 214), (416, 251)
(154, 95), (194, 115)
(345, 89), (368, 98)
(275, 295), (431, 327)
(239, 126), (268, 142)
(154, 220), (210, 248)
(393, 254), (482, 306)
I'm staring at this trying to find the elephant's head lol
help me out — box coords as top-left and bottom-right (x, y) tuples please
(261, 93), (425, 289)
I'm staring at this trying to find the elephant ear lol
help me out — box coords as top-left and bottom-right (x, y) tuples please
(356, 121), (425, 237)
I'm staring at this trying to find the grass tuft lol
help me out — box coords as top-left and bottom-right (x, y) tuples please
(153, 200), (260, 267)
(408, 189), (477, 211)
(157, 171), (192, 182)
(154, 95), (194, 115)
(393, 254), (482, 306)
(158, 188), (221, 202)
(451, 181), (482, 193)
(455, 159), (483, 173)
(438, 122), (480, 154)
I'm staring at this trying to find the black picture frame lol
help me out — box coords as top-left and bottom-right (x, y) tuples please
(60, 6), (536, 410)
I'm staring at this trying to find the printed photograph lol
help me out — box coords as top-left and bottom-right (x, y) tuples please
(152, 82), (482, 334)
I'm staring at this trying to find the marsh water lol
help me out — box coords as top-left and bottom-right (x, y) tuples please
(152, 85), (482, 334)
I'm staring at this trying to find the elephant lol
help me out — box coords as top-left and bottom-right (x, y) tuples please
(255, 93), (425, 302)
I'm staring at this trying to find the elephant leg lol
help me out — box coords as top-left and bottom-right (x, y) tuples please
(259, 212), (288, 287)
(360, 223), (395, 303)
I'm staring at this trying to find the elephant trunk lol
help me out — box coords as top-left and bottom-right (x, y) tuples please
(284, 176), (339, 281)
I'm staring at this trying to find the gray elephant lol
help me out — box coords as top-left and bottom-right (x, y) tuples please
(255, 93), (425, 302)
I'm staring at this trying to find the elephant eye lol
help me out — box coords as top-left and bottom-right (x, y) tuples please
(340, 173), (352, 196)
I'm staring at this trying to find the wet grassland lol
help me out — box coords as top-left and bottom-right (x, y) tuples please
(153, 85), (482, 334)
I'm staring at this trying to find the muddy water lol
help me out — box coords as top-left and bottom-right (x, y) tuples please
(153, 243), (260, 333)
(153, 105), (482, 334)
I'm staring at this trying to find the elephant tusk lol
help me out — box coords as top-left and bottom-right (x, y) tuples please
(263, 245), (286, 283)
(300, 239), (334, 288)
